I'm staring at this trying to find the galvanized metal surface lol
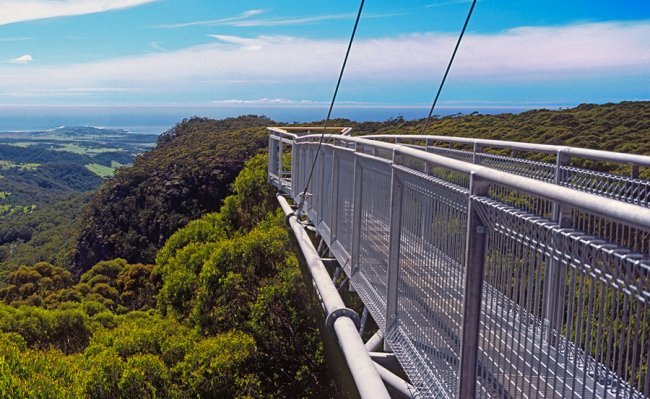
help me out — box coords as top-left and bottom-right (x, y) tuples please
(277, 194), (391, 399)
(269, 128), (650, 399)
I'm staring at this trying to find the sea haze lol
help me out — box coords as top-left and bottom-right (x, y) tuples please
(0, 105), (550, 135)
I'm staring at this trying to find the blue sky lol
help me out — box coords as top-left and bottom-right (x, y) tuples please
(0, 0), (648, 109)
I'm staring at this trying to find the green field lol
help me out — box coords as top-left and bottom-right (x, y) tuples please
(53, 143), (121, 155)
(84, 163), (115, 178)
(5, 142), (34, 148)
(0, 160), (40, 170)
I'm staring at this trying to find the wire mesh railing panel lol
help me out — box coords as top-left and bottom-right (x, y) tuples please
(560, 166), (650, 208)
(335, 156), (355, 254)
(311, 145), (323, 218)
(299, 144), (316, 212)
(291, 142), (300, 199)
(413, 148), (471, 189)
(353, 157), (392, 328)
(427, 146), (474, 163)
(388, 136), (650, 209)
(474, 197), (650, 399)
(320, 148), (334, 229)
(571, 209), (650, 259)
(488, 183), (555, 219)
(477, 152), (557, 183)
(390, 167), (469, 398)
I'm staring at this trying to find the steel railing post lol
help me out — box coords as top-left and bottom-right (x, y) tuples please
(544, 149), (572, 343)
(278, 138), (284, 190)
(384, 151), (404, 352)
(472, 142), (483, 165)
(268, 135), (277, 184)
(424, 138), (431, 174)
(457, 172), (489, 399)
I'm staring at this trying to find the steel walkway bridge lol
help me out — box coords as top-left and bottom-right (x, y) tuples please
(267, 127), (650, 399)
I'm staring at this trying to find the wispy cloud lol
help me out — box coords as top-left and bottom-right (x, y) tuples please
(0, 0), (159, 26)
(213, 98), (324, 106)
(7, 54), (33, 64)
(156, 9), (265, 28)
(157, 8), (401, 29)
(0, 21), (647, 101)
(228, 13), (359, 28)
(212, 98), (372, 107)
(150, 41), (165, 52)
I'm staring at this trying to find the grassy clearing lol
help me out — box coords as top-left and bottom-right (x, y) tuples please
(53, 143), (122, 154)
(0, 160), (40, 170)
(110, 160), (127, 168)
(84, 163), (115, 178)
(51, 143), (89, 154)
(89, 147), (122, 154)
(5, 142), (35, 148)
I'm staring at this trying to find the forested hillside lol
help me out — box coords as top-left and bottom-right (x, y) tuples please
(72, 116), (272, 275)
(0, 154), (332, 398)
(356, 101), (650, 167)
(0, 194), (89, 279)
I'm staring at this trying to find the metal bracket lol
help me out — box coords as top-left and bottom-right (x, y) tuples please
(325, 307), (360, 331)
(284, 211), (295, 227)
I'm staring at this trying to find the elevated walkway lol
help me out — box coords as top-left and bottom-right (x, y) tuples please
(268, 127), (650, 399)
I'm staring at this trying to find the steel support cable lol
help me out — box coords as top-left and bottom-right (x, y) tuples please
(420, 0), (477, 135)
(297, 0), (365, 212)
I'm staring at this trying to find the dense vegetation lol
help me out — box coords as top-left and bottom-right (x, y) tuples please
(0, 101), (648, 397)
(0, 154), (331, 398)
(350, 101), (650, 176)
(72, 116), (272, 275)
(0, 193), (89, 279)
(355, 101), (649, 152)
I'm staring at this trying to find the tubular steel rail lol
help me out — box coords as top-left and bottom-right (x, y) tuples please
(268, 127), (650, 399)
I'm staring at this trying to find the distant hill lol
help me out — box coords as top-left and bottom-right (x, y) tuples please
(72, 115), (272, 275)
(353, 101), (650, 167)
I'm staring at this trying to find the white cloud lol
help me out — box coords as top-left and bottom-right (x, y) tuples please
(0, 0), (158, 26)
(213, 98), (324, 106)
(208, 35), (267, 51)
(0, 21), (648, 100)
(212, 98), (374, 107)
(157, 9), (265, 29)
(157, 9), (402, 29)
(228, 13), (359, 28)
(7, 54), (32, 64)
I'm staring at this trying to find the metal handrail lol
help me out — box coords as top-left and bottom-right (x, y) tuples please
(361, 134), (650, 168)
(269, 127), (650, 167)
(268, 127), (650, 399)
(288, 133), (650, 230)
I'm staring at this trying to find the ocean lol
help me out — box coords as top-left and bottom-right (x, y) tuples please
(0, 105), (544, 135)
